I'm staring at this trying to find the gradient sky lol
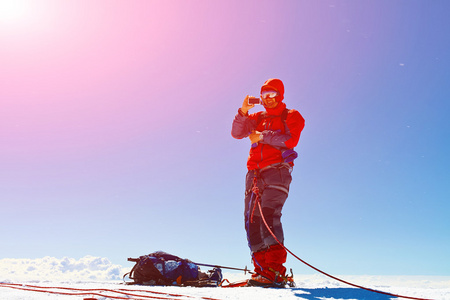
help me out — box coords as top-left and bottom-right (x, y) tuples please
(1, 0), (449, 276)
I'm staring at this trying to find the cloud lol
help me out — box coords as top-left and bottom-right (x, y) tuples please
(0, 256), (127, 282)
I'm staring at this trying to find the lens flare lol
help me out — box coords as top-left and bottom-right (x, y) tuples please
(0, 0), (31, 24)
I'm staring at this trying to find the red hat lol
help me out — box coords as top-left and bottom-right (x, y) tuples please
(261, 78), (284, 102)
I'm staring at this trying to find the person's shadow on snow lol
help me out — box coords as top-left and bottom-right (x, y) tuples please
(292, 287), (396, 299)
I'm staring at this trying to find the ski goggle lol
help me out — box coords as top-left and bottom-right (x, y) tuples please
(261, 90), (278, 99)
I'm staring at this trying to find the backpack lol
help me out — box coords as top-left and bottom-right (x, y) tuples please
(124, 251), (222, 287)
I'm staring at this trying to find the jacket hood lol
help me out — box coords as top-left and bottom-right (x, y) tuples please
(261, 78), (285, 102)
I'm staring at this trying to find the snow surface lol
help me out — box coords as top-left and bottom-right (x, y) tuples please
(1, 256), (449, 299)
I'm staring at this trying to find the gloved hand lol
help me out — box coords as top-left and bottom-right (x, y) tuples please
(282, 149), (298, 163)
(249, 131), (262, 147)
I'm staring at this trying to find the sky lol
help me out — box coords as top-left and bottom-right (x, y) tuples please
(1, 0), (449, 277)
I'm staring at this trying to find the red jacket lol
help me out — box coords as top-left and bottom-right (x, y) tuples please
(232, 102), (305, 170)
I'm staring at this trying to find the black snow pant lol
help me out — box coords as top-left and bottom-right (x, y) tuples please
(244, 163), (292, 253)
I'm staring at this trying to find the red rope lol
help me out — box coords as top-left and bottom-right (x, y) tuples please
(249, 176), (260, 223)
(0, 284), (140, 300)
(256, 201), (435, 300)
(0, 282), (219, 300)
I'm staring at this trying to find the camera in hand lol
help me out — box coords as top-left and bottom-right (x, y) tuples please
(248, 96), (261, 105)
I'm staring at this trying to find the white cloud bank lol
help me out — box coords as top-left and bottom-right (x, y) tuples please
(0, 256), (127, 282)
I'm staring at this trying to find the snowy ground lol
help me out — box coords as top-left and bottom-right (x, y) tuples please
(0, 256), (449, 299)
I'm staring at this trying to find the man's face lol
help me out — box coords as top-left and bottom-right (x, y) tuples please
(261, 90), (279, 108)
(263, 97), (278, 108)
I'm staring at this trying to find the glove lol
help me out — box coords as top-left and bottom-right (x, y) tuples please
(282, 149), (298, 163)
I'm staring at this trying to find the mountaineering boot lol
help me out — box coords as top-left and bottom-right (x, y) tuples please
(247, 274), (277, 287)
(247, 245), (289, 288)
(263, 244), (287, 283)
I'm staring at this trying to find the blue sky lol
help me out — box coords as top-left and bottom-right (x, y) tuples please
(1, 0), (449, 276)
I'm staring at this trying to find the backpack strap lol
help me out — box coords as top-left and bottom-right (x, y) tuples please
(281, 108), (289, 123)
(257, 108), (289, 124)
(256, 108), (290, 132)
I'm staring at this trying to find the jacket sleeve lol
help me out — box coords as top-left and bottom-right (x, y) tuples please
(259, 130), (290, 147)
(283, 110), (305, 149)
(260, 110), (305, 149)
(231, 110), (258, 139)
